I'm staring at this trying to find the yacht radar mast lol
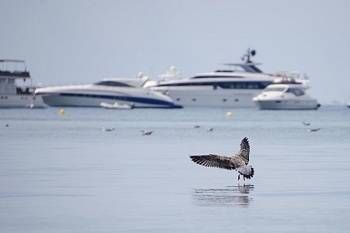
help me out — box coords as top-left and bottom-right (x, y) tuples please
(241, 48), (256, 63)
(222, 48), (263, 73)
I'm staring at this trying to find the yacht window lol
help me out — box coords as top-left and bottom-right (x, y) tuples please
(157, 81), (271, 89)
(235, 83), (245, 89)
(191, 75), (244, 79)
(95, 81), (131, 87)
(286, 88), (305, 96)
(247, 83), (258, 89)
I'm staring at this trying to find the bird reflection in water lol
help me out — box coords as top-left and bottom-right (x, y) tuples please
(193, 184), (254, 207)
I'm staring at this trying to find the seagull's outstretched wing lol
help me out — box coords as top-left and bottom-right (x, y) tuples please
(238, 137), (250, 163)
(190, 154), (238, 170)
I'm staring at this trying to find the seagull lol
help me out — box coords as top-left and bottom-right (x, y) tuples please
(308, 128), (321, 132)
(302, 121), (311, 126)
(102, 127), (115, 132)
(141, 130), (153, 136)
(190, 137), (254, 181)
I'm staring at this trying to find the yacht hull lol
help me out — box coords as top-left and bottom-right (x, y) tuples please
(254, 100), (320, 110)
(151, 87), (261, 108)
(0, 95), (46, 108)
(41, 93), (180, 108)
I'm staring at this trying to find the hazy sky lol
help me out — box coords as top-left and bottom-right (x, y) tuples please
(1, 0), (349, 103)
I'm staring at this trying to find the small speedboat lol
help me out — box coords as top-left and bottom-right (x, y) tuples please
(253, 80), (320, 110)
(100, 102), (133, 109)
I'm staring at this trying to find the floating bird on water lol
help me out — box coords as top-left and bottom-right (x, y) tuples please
(302, 121), (311, 126)
(207, 127), (214, 132)
(141, 130), (153, 136)
(102, 127), (115, 132)
(190, 137), (254, 182)
(193, 125), (201, 129)
(308, 128), (321, 132)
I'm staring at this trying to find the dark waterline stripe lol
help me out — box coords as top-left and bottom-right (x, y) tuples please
(55, 93), (181, 108)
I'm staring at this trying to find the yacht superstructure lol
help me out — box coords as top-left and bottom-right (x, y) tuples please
(0, 59), (45, 108)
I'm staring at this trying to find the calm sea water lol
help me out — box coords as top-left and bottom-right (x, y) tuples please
(1, 106), (350, 233)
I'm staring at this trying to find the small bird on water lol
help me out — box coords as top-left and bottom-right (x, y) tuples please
(302, 121), (311, 126)
(190, 137), (254, 182)
(308, 128), (321, 132)
(141, 130), (153, 136)
(102, 127), (115, 132)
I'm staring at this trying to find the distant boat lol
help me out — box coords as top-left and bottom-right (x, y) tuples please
(253, 78), (320, 110)
(144, 49), (308, 108)
(0, 59), (46, 108)
(100, 102), (133, 109)
(35, 78), (181, 108)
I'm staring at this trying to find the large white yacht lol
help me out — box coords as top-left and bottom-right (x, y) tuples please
(253, 78), (320, 110)
(145, 49), (297, 108)
(0, 59), (45, 108)
(35, 76), (181, 108)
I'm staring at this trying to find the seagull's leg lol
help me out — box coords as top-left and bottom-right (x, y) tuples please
(238, 174), (240, 181)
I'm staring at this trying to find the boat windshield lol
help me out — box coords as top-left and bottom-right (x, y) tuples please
(0, 59), (30, 78)
(286, 87), (305, 96)
(94, 81), (131, 87)
(264, 87), (286, 92)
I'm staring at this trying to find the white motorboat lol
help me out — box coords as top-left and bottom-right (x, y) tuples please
(144, 49), (307, 108)
(0, 59), (46, 108)
(35, 78), (181, 108)
(100, 102), (133, 109)
(253, 79), (320, 110)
